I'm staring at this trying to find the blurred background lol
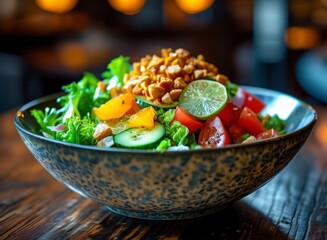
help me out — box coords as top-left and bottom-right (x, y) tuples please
(0, 0), (326, 112)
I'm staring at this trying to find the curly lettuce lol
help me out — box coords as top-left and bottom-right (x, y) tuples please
(31, 107), (61, 136)
(55, 117), (97, 145)
(156, 108), (200, 149)
(30, 56), (132, 145)
(57, 72), (101, 122)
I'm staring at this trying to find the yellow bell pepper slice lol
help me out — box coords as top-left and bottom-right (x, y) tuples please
(93, 91), (135, 121)
(128, 106), (156, 128)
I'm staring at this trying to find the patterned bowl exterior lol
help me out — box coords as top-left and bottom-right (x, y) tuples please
(14, 87), (317, 220)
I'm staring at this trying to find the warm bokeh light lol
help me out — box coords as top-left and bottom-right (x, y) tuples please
(35, 0), (79, 14)
(163, 0), (188, 28)
(108, 0), (146, 15)
(285, 27), (321, 50)
(175, 0), (215, 14)
(58, 42), (87, 70)
(315, 121), (327, 146)
(312, 8), (327, 26)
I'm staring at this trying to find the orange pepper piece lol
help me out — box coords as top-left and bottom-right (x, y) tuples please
(128, 106), (156, 128)
(93, 91), (135, 121)
(126, 100), (141, 115)
(110, 87), (128, 99)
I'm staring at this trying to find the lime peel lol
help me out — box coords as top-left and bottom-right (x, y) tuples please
(178, 79), (228, 120)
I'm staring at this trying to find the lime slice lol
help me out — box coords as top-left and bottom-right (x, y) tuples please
(178, 79), (228, 120)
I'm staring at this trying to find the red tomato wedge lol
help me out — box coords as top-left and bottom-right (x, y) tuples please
(172, 106), (203, 133)
(256, 129), (280, 140)
(237, 107), (265, 136)
(216, 101), (242, 127)
(242, 89), (266, 114)
(198, 116), (231, 148)
(228, 122), (248, 143)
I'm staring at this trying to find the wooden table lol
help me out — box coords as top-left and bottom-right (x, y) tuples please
(1, 105), (327, 240)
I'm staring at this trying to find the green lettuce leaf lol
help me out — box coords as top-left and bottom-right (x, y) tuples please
(156, 138), (172, 151)
(263, 114), (286, 135)
(226, 81), (239, 99)
(31, 107), (60, 136)
(56, 117), (97, 145)
(102, 55), (132, 89)
(156, 108), (199, 147)
(58, 72), (99, 122)
(167, 121), (189, 146)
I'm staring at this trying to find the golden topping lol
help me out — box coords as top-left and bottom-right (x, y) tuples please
(123, 48), (219, 104)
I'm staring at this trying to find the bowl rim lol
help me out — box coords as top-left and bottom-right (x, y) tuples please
(14, 86), (317, 155)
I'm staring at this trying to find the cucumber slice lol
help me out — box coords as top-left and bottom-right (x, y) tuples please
(135, 95), (179, 109)
(113, 122), (165, 149)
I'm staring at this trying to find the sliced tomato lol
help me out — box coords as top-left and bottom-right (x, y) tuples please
(172, 106), (203, 133)
(217, 101), (242, 127)
(256, 129), (280, 140)
(228, 122), (248, 143)
(237, 107), (265, 136)
(242, 89), (266, 114)
(198, 116), (231, 148)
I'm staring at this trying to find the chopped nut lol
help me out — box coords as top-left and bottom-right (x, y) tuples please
(140, 79), (151, 90)
(169, 52), (178, 58)
(241, 136), (257, 144)
(123, 48), (222, 105)
(173, 77), (187, 89)
(166, 65), (182, 79)
(161, 92), (173, 104)
(159, 77), (173, 90)
(197, 54), (205, 61)
(140, 65), (146, 73)
(164, 56), (174, 66)
(161, 48), (172, 58)
(183, 64), (194, 74)
(183, 74), (193, 83)
(176, 48), (190, 58)
(97, 136), (114, 147)
(170, 89), (183, 101)
(172, 58), (184, 67)
(216, 74), (229, 85)
(132, 84), (144, 95)
(93, 123), (112, 141)
(194, 69), (207, 79)
(123, 74), (130, 84)
(159, 65), (166, 74)
(147, 55), (164, 73)
(132, 62), (141, 74)
(148, 83), (165, 100)
(153, 98), (162, 105)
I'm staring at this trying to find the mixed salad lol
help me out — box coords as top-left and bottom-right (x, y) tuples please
(30, 48), (285, 151)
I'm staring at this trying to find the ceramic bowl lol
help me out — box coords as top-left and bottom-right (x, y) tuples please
(14, 86), (317, 220)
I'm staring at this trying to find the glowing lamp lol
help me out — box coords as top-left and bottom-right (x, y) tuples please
(58, 42), (87, 70)
(108, 0), (146, 15)
(285, 27), (320, 50)
(35, 0), (79, 14)
(175, 0), (215, 14)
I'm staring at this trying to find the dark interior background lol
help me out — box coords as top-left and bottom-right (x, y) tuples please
(0, 0), (326, 112)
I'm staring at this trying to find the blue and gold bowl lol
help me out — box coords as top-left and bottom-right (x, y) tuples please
(14, 86), (317, 220)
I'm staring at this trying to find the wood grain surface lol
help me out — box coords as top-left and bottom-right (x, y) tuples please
(1, 106), (326, 240)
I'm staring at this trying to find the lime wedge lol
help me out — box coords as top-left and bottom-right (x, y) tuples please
(178, 79), (228, 120)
